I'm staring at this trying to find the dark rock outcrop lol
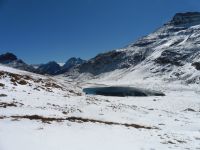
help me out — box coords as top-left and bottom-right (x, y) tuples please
(192, 62), (200, 70)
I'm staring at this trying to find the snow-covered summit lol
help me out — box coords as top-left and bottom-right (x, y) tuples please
(58, 57), (86, 74)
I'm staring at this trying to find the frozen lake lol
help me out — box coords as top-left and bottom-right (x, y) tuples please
(83, 86), (165, 97)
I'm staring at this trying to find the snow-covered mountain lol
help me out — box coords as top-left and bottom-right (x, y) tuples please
(70, 12), (200, 84)
(63, 57), (86, 70)
(0, 52), (36, 73)
(2, 12), (200, 82)
(57, 57), (86, 74)
(1, 12), (200, 150)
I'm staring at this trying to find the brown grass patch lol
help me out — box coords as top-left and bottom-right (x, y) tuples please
(0, 101), (23, 108)
(10, 115), (159, 129)
(0, 102), (17, 108)
(18, 80), (27, 85)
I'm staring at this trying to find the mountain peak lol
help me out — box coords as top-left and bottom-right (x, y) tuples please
(0, 52), (17, 63)
(0, 52), (36, 72)
(170, 12), (200, 26)
(46, 61), (59, 65)
(66, 57), (84, 63)
(63, 57), (85, 67)
(36, 61), (61, 75)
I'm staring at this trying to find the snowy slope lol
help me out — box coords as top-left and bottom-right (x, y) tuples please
(1, 64), (200, 150)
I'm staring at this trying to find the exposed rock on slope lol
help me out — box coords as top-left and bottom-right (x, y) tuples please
(192, 62), (200, 70)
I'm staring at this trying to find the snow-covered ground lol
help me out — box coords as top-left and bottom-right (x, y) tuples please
(0, 64), (200, 150)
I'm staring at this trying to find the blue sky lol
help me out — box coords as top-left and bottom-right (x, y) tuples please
(0, 0), (200, 64)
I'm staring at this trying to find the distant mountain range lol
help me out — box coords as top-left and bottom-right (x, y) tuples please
(1, 12), (200, 84)
(0, 52), (85, 75)
(36, 57), (85, 75)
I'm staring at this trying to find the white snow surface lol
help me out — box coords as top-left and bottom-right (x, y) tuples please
(57, 62), (65, 67)
(0, 64), (200, 150)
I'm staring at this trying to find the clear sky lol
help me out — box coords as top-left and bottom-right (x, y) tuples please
(0, 0), (200, 64)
